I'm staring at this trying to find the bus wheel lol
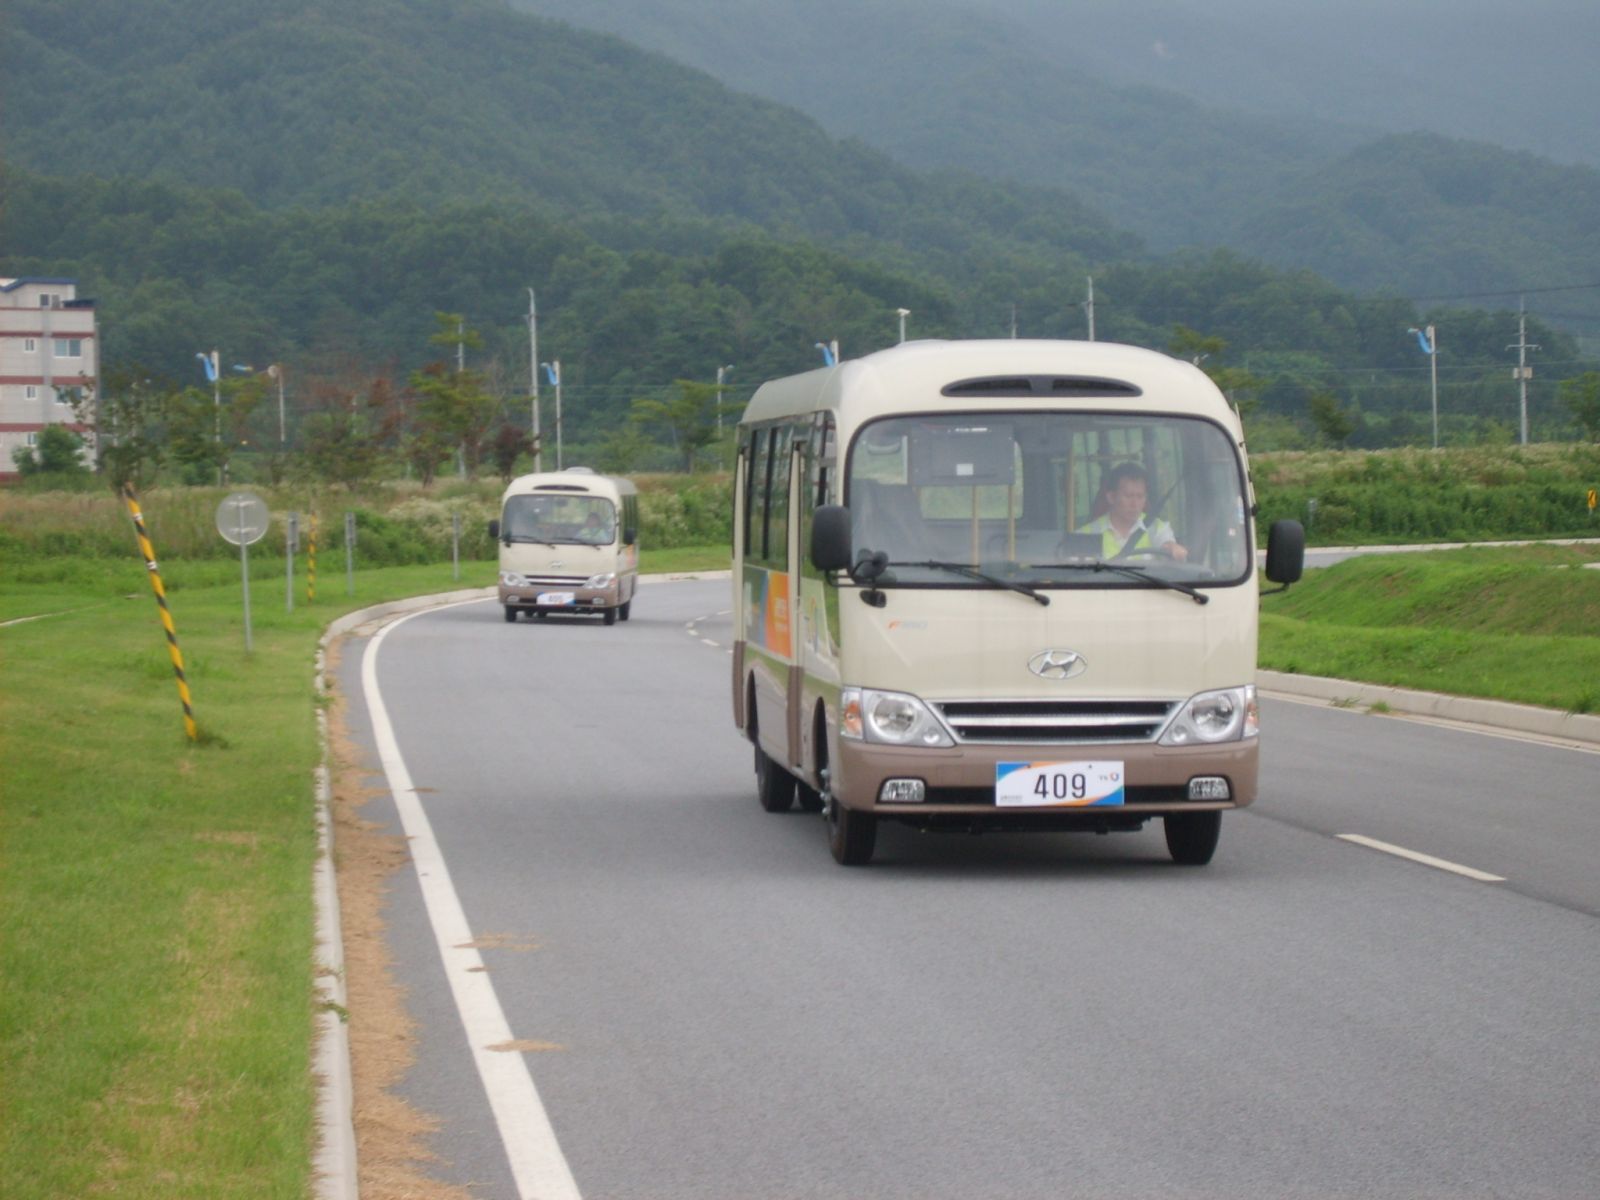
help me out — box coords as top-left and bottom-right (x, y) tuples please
(1164, 811), (1221, 865)
(619, 597), (632, 621)
(755, 747), (796, 813)
(503, 606), (518, 623)
(603, 607), (618, 626)
(827, 798), (876, 866)
(795, 779), (824, 813)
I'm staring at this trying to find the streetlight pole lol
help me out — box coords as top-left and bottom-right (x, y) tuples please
(896, 308), (910, 344)
(527, 288), (541, 471)
(267, 364), (285, 445)
(541, 360), (562, 470)
(716, 364), (734, 434)
(1409, 325), (1439, 448)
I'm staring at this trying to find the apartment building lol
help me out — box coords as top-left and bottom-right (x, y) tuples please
(1, 277), (98, 481)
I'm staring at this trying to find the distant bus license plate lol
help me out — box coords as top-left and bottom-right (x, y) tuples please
(536, 592), (575, 606)
(995, 761), (1125, 807)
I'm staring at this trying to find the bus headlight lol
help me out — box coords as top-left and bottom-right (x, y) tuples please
(500, 571), (528, 587)
(840, 687), (954, 747)
(585, 572), (616, 589)
(1159, 685), (1258, 746)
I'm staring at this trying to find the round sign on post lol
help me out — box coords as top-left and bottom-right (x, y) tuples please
(217, 491), (269, 652)
(216, 491), (270, 545)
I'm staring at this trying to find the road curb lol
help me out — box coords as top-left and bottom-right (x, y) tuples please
(1260, 670), (1600, 747)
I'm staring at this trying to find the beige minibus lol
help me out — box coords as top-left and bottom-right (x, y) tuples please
(489, 468), (640, 625)
(732, 340), (1303, 865)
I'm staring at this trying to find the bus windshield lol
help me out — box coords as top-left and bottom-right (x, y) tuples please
(502, 493), (617, 545)
(845, 412), (1250, 587)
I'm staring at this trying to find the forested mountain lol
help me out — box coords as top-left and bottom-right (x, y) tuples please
(2, 0), (1593, 454)
(0, 0), (1127, 264)
(514, 0), (1600, 338)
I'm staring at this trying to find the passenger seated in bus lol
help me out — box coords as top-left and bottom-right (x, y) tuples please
(580, 510), (614, 543)
(1076, 462), (1188, 561)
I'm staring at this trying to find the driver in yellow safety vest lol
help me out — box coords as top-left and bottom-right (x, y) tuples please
(1077, 462), (1188, 561)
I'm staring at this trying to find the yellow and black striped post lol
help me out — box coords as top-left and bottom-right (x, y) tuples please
(307, 510), (318, 603)
(122, 484), (198, 742)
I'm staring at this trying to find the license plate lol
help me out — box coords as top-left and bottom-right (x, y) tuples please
(995, 761), (1125, 807)
(536, 592), (575, 606)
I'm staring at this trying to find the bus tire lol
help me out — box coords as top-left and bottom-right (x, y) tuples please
(503, 606), (518, 623)
(755, 747), (796, 813)
(619, 597), (632, 621)
(603, 607), (618, 626)
(1164, 811), (1221, 865)
(827, 798), (876, 865)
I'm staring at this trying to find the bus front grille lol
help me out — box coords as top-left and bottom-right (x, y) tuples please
(934, 699), (1177, 744)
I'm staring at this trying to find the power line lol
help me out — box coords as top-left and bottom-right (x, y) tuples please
(1406, 281), (1600, 303)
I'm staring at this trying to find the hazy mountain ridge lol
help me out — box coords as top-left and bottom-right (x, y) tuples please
(512, 0), (1600, 340)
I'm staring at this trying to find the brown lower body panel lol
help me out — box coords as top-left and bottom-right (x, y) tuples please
(832, 737), (1258, 824)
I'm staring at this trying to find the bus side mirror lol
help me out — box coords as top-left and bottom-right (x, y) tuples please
(1264, 519), (1305, 588)
(811, 504), (852, 572)
(487, 519), (500, 540)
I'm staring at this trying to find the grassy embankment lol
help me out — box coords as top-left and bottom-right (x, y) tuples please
(1261, 543), (1600, 713)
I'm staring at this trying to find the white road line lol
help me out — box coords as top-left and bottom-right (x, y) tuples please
(700, 638), (720, 648)
(1337, 833), (1506, 883)
(363, 605), (582, 1200)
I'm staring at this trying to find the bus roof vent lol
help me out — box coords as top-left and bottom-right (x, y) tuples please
(941, 375), (1142, 398)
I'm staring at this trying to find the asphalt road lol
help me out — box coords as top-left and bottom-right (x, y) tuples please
(336, 577), (1600, 1199)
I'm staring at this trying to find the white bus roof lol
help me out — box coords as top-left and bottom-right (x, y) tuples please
(501, 469), (637, 500)
(740, 339), (1234, 429)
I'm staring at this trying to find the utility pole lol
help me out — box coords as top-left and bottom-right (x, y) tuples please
(1083, 276), (1096, 342)
(896, 308), (910, 344)
(527, 288), (541, 471)
(455, 318), (465, 374)
(1508, 296), (1540, 446)
(1010, 303), (1018, 339)
(716, 364), (734, 434)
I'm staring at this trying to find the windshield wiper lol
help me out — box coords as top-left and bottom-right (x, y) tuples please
(889, 560), (1050, 606)
(1031, 560), (1209, 605)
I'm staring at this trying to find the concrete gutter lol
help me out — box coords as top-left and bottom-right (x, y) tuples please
(1260, 670), (1600, 748)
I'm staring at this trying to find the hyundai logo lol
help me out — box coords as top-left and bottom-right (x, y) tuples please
(1029, 649), (1087, 680)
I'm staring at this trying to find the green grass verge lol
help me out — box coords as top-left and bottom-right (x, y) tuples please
(0, 541), (730, 1197)
(0, 560), (506, 1199)
(1261, 544), (1600, 713)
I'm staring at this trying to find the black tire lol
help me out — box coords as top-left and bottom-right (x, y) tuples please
(1165, 811), (1222, 865)
(503, 606), (518, 623)
(619, 597), (632, 622)
(827, 797), (877, 865)
(755, 746), (796, 813)
(795, 780), (824, 813)
(603, 606), (617, 626)
(536, 611), (548, 619)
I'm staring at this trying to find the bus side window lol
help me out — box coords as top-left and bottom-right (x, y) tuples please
(767, 425), (793, 567)
(750, 428), (772, 560)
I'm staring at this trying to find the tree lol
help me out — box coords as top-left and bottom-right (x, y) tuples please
(297, 375), (394, 489)
(489, 421), (534, 483)
(1307, 390), (1358, 446)
(66, 368), (169, 490)
(1169, 326), (1267, 417)
(11, 424), (88, 476)
(1558, 371), (1600, 441)
(628, 379), (736, 472)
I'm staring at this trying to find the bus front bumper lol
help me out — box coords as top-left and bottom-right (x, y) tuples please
(832, 738), (1258, 823)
